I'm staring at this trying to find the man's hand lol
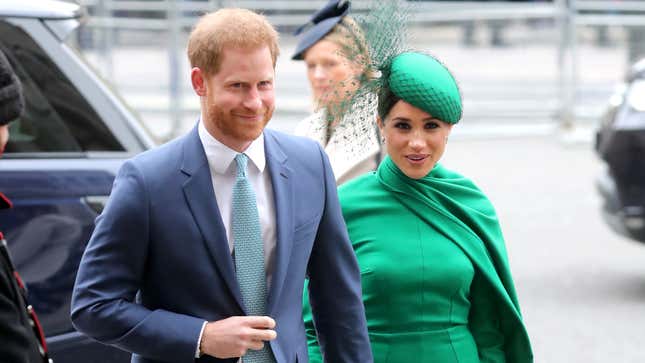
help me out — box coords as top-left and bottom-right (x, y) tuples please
(200, 316), (277, 358)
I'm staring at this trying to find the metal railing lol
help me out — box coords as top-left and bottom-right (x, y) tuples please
(71, 0), (645, 140)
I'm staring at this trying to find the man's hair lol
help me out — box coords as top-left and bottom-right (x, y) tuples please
(321, 17), (374, 79)
(187, 8), (280, 75)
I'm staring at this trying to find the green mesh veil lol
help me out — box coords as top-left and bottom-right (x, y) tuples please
(310, 0), (411, 152)
(310, 0), (462, 153)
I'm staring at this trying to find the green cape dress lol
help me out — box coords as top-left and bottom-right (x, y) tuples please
(303, 156), (533, 363)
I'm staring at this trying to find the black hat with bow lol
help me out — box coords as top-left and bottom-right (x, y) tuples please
(292, 0), (351, 60)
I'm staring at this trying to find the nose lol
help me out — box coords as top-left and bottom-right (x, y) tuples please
(312, 65), (327, 81)
(243, 87), (262, 110)
(408, 132), (425, 151)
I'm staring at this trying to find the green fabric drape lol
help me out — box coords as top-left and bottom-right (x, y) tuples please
(375, 156), (532, 362)
(303, 156), (532, 363)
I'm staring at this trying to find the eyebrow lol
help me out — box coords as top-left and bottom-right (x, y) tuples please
(391, 116), (439, 122)
(225, 76), (274, 84)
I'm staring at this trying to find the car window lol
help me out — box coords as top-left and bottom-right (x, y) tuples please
(0, 20), (124, 154)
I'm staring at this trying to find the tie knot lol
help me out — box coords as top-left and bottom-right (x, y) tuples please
(234, 153), (249, 178)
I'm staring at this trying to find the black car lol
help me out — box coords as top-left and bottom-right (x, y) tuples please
(595, 57), (645, 243)
(0, 0), (154, 362)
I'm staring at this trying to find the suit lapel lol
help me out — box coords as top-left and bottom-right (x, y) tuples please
(180, 126), (244, 310)
(263, 130), (294, 314)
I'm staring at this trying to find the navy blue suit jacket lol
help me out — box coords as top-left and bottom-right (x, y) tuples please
(71, 127), (372, 363)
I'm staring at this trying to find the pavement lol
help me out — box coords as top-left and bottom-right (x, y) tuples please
(443, 135), (645, 363)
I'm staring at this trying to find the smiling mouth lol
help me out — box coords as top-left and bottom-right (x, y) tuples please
(406, 154), (429, 164)
(235, 114), (264, 121)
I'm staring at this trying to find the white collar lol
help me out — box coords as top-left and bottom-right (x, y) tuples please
(198, 120), (266, 175)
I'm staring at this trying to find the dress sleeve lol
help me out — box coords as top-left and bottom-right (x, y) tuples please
(469, 270), (506, 363)
(302, 279), (323, 363)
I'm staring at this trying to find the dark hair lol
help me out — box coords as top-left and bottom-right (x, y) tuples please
(376, 55), (402, 121)
(377, 64), (401, 122)
(377, 84), (400, 121)
(0, 49), (24, 125)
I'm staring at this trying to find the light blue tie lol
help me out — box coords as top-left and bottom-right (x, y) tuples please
(232, 153), (275, 363)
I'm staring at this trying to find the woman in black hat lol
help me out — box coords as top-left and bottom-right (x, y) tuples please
(292, 0), (382, 185)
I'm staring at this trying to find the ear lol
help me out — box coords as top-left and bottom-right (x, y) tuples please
(191, 67), (207, 96)
(445, 124), (454, 144)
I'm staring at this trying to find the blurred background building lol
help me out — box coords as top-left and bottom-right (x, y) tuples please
(62, 0), (644, 143)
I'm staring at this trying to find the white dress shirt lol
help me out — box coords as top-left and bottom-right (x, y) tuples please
(195, 120), (277, 358)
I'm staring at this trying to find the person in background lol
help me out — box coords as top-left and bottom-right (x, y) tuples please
(305, 51), (533, 362)
(292, 0), (381, 185)
(71, 8), (372, 363)
(0, 48), (50, 363)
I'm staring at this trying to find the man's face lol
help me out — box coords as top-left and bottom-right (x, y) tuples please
(193, 46), (275, 152)
(0, 125), (9, 156)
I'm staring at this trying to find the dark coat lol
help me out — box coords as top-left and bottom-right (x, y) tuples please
(0, 193), (44, 363)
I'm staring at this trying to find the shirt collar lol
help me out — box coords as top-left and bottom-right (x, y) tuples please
(198, 120), (266, 175)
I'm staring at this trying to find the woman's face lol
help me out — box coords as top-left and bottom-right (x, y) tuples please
(379, 100), (453, 179)
(303, 40), (361, 110)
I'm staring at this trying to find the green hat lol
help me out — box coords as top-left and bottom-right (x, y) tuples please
(388, 52), (462, 124)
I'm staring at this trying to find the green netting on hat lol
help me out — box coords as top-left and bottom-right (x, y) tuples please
(307, 0), (411, 155)
(303, 1), (462, 151)
(388, 52), (462, 124)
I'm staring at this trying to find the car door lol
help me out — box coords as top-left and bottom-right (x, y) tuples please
(0, 16), (152, 363)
